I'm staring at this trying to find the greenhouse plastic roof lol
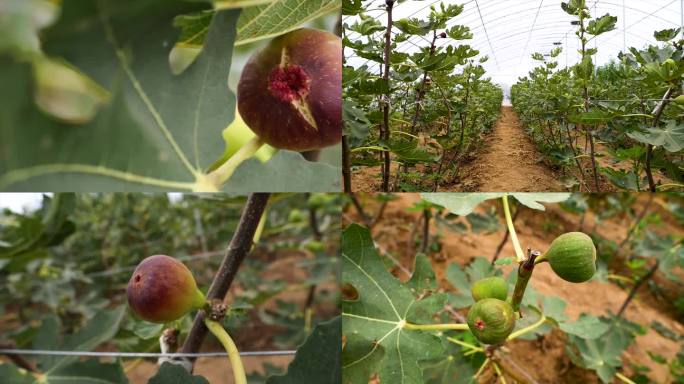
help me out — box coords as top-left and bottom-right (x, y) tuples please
(345, 0), (684, 85)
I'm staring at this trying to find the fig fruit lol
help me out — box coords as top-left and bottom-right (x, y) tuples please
(541, 232), (596, 283)
(237, 28), (342, 152)
(127, 255), (206, 323)
(471, 276), (508, 302)
(674, 95), (684, 106)
(467, 298), (516, 344)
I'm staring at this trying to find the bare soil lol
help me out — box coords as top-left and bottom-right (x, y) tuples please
(351, 163), (400, 193)
(345, 194), (684, 384)
(351, 107), (565, 192)
(455, 107), (564, 192)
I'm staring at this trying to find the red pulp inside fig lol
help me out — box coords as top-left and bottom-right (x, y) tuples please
(475, 318), (486, 330)
(268, 65), (310, 102)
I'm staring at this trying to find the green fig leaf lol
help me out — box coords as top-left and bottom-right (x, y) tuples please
(342, 224), (445, 384)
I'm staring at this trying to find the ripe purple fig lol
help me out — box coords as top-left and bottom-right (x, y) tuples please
(127, 255), (206, 323)
(237, 28), (342, 152)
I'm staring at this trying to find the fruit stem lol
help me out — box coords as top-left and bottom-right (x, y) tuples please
(474, 358), (490, 379)
(502, 196), (525, 263)
(615, 372), (638, 384)
(491, 362), (506, 384)
(446, 336), (484, 352)
(403, 322), (469, 331)
(510, 249), (539, 312)
(507, 314), (546, 341)
(208, 136), (265, 187)
(204, 318), (247, 384)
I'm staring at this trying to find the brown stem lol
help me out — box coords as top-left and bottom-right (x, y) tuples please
(409, 30), (438, 135)
(617, 194), (654, 253)
(420, 209), (431, 253)
(617, 260), (659, 318)
(646, 87), (675, 192)
(588, 130), (600, 192)
(342, 136), (352, 192)
(370, 200), (388, 228)
(495, 353), (540, 384)
(308, 196), (322, 241)
(565, 124), (587, 190)
(511, 249), (539, 312)
(181, 193), (270, 365)
(348, 194), (371, 226)
(380, 1), (395, 192)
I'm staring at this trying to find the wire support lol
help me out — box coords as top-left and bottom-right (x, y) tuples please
(0, 349), (297, 358)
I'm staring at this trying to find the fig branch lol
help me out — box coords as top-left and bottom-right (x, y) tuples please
(510, 249), (539, 312)
(181, 193), (271, 365)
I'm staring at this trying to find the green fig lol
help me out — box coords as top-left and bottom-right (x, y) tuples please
(471, 276), (508, 302)
(467, 298), (516, 344)
(540, 232), (596, 283)
(674, 95), (684, 106)
(127, 255), (206, 323)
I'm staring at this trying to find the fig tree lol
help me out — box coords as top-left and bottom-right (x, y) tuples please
(237, 28), (342, 152)
(539, 232), (596, 283)
(467, 298), (516, 344)
(471, 276), (508, 302)
(127, 255), (206, 323)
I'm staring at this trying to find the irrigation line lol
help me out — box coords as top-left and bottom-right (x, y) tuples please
(0, 349), (296, 358)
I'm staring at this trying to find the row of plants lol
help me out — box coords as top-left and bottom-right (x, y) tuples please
(0, 193), (341, 383)
(343, 0), (503, 192)
(342, 192), (684, 383)
(511, 0), (683, 192)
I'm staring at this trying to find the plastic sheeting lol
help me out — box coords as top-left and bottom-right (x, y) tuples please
(345, 0), (683, 85)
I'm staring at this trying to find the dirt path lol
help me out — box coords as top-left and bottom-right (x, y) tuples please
(459, 106), (564, 192)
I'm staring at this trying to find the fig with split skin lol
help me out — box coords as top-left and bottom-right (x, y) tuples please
(237, 28), (342, 152)
(537, 232), (596, 283)
(467, 298), (516, 344)
(471, 276), (508, 302)
(127, 255), (206, 323)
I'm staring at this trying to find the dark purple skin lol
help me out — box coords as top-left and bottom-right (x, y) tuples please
(127, 255), (203, 323)
(238, 28), (342, 152)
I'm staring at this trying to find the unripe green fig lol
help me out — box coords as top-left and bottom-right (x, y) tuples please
(127, 255), (206, 323)
(238, 28), (342, 151)
(471, 276), (508, 302)
(674, 95), (684, 106)
(540, 232), (596, 283)
(467, 298), (516, 344)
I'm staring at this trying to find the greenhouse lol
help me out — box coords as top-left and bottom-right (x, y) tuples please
(343, 0), (684, 193)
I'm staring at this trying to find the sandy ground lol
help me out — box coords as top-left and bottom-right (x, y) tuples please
(345, 193), (684, 384)
(458, 107), (564, 192)
(350, 107), (565, 192)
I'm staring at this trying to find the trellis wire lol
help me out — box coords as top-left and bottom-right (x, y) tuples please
(0, 349), (296, 358)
